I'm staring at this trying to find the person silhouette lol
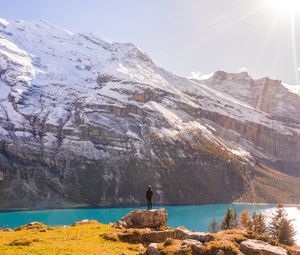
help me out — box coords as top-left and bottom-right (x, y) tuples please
(146, 185), (153, 210)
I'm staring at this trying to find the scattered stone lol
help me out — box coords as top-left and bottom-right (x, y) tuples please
(72, 219), (99, 226)
(182, 239), (203, 254)
(101, 233), (119, 242)
(14, 222), (48, 232)
(1, 228), (13, 232)
(115, 209), (167, 230)
(145, 243), (161, 255)
(240, 239), (288, 255)
(175, 228), (214, 242)
(182, 239), (203, 247)
(215, 249), (225, 255)
(163, 237), (173, 246)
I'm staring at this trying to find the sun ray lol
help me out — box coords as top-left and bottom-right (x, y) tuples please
(290, 11), (299, 84)
(268, 0), (300, 17)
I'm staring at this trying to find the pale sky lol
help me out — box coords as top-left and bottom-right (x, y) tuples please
(1, 0), (300, 84)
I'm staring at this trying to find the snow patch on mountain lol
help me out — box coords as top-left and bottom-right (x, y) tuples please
(282, 83), (300, 95)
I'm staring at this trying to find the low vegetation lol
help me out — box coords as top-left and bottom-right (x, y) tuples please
(210, 204), (297, 246)
(0, 205), (297, 255)
(0, 221), (144, 255)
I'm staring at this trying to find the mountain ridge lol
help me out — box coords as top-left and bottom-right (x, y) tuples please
(0, 18), (299, 209)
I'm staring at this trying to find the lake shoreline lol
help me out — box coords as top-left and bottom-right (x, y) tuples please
(1, 202), (300, 213)
(233, 202), (300, 206)
(0, 203), (299, 245)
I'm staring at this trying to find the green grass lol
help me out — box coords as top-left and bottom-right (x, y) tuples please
(0, 222), (144, 255)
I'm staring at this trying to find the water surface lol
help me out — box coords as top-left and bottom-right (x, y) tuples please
(0, 204), (299, 243)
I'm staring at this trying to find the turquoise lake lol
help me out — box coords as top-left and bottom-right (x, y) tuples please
(0, 204), (299, 244)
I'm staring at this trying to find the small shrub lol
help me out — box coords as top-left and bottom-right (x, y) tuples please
(9, 239), (32, 246)
(209, 218), (220, 233)
(202, 240), (240, 255)
(221, 209), (237, 230)
(240, 210), (251, 229)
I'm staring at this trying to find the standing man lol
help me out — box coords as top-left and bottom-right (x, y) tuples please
(146, 185), (153, 210)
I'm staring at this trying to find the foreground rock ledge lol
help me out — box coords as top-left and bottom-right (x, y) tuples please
(115, 209), (167, 230)
(1, 214), (296, 255)
(240, 239), (288, 255)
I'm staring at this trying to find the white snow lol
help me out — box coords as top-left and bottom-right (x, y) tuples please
(0, 18), (9, 27)
(0, 18), (299, 162)
(282, 83), (300, 95)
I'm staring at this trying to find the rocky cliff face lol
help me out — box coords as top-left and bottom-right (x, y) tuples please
(0, 18), (299, 209)
(193, 71), (300, 176)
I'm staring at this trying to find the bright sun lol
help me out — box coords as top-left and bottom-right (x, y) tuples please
(268, 0), (300, 16)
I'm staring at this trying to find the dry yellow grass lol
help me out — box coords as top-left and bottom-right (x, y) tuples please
(0, 222), (144, 255)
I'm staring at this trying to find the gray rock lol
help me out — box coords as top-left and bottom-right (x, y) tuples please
(175, 228), (214, 242)
(145, 243), (161, 255)
(116, 209), (167, 230)
(118, 229), (175, 244)
(240, 239), (287, 255)
(182, 239), (203, 254)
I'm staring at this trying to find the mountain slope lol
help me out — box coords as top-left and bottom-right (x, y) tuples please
(0, 18), (299, 209)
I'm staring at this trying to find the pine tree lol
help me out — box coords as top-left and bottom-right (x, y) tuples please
(269, 204), (288, 239)
(252, 212), (267, 235)
(221, 208), (235, 230)
(209, 217), (219, 233)
(278, 218), (296, 246)
(240, 210), (251, 229)
(269, 204), (296, 246)
(233, 211), (239, 228)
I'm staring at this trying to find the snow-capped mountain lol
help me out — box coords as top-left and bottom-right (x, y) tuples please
(0, 18), (300, 209)
(193, 71), (300, 123)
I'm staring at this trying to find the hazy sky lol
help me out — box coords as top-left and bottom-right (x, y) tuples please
(1, 0), (300, 84)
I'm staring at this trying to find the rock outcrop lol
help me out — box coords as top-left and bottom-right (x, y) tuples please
(116, 209), (167, 230)
(117, 227), (214, 245)
(116, 209), (213, 245)
(118, 229), (176, 244)
(240, 239), (288, 255)
(174, 228), (214, 243)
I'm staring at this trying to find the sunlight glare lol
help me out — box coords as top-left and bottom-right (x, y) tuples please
(268, 0), (300, 16)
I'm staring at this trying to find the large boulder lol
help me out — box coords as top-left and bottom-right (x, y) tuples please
(240, 240), (287, 255)
(115, 209), (167, 230)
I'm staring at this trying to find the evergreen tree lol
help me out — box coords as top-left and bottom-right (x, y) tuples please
(252, 212), (267, 235)
(269, 204), (288, 239)
(209, 217), (219, 233)
(240, 210), (251, 230)
(233, 211), (239, 228)
(269, 204), (296, 246)
(278, 218), (296, 246)
(221, 208), (235, 230)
